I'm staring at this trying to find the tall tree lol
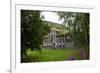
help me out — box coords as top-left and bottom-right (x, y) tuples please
(21, 10), (50, 59)
(57, 12), (89, 50)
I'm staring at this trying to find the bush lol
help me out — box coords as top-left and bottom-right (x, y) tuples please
(22, 50), (40, 62)
(27, 51), (40, 62)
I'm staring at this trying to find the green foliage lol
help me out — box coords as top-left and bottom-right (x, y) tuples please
(21, 10), (50, 58)
(57, 12), (90, 50)
(74, 13), (89, 49)
(57, 12), (90, 59)
(26, 50), (40, 62)
(21, 50), (40, 62)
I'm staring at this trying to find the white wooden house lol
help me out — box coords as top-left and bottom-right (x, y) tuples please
(43, 28), (74, 48)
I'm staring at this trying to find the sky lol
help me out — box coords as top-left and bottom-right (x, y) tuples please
(41, 11), (63, 24)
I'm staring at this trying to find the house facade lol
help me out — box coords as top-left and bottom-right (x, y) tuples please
(43, 28), (74, 48)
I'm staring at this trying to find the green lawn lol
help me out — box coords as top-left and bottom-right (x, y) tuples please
(25, 48), (80, 62)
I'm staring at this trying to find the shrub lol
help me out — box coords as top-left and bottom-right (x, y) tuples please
(22, 50), (40, 62)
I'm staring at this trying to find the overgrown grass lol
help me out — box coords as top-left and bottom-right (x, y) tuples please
(23, 48), (81, 62)
(39, 48), (79, 61)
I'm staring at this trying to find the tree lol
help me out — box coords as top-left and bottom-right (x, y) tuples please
(21, 10), (50, 59)
(57, 12), (89, 50)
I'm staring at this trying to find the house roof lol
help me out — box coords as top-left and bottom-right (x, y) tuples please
(43, 20), (71, 38)
(51, 27), (69, 36)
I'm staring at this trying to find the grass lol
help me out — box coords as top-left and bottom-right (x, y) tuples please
(25, 48), (80, 62)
